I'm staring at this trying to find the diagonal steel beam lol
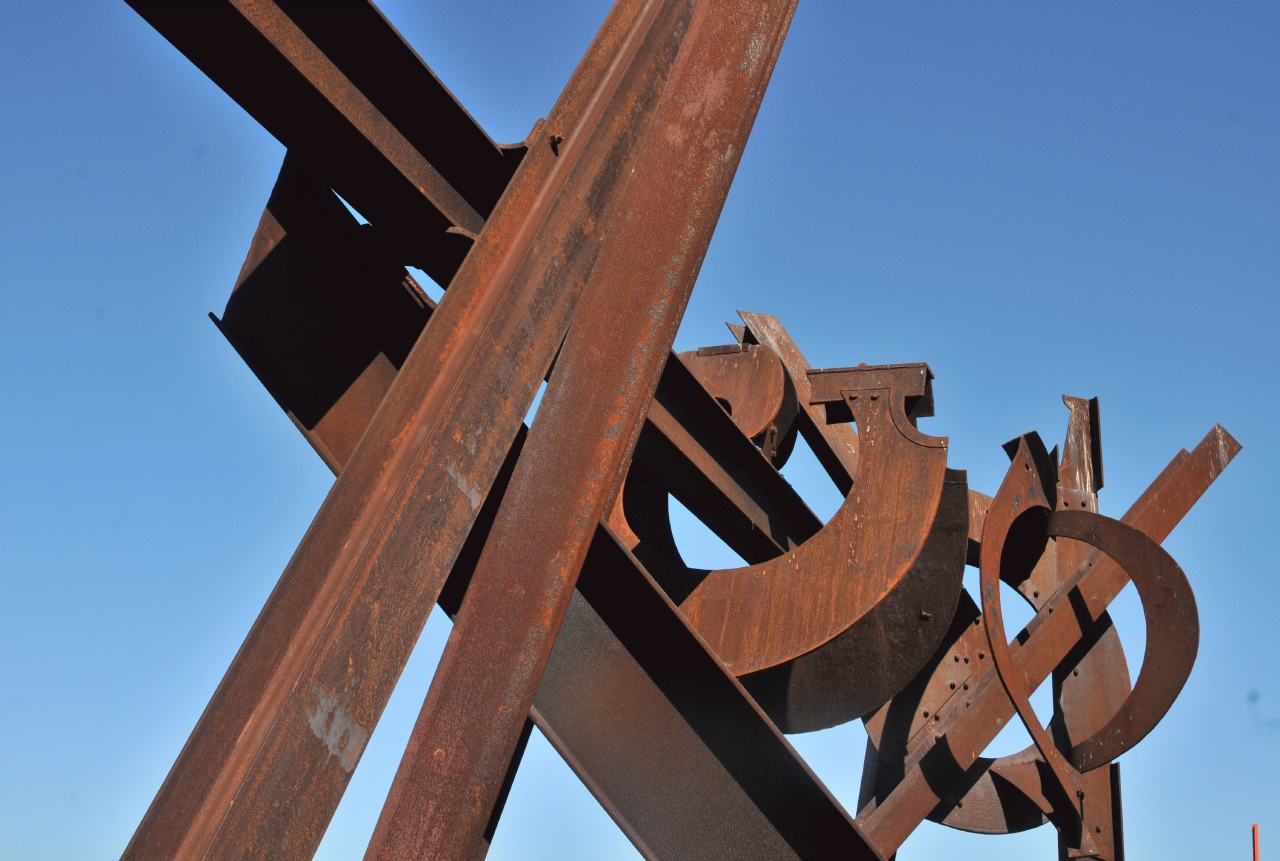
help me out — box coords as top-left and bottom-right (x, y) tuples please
(119, 0), (728, 856)
(125, 0), (525, 284)
(361, 2), (807, 858)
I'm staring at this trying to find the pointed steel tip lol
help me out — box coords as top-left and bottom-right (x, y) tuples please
(1212, 423), (1243, 458)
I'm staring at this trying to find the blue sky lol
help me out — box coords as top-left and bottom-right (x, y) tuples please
(1, 2), (1276, 859)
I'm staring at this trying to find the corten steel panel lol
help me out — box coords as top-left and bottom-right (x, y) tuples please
(681, 365), (949, 675)
(856, 425), (1240, 858)
(637, 353), (822, 568)
(363, 2), (804, 858)
(544, 525), (881, 861)
(212, 153), (435, 435)
(119, 0), (725, 856)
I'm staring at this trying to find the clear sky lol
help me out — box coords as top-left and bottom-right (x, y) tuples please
(1, 2), (1277, 859)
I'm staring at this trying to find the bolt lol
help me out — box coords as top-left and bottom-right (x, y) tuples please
(549, 133), (564, 154)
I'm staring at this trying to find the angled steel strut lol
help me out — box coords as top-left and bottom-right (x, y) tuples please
(115, 3), (1238, 860)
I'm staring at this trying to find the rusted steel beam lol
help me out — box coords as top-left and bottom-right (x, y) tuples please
(363, 3), (801, 858)
(737, 312), (860, 492)
(539, 524), (882, 861)
(857, 424), (1239, 857)
(637, 352), (822, 565)
(234, 314), (881, 860)
(210, 152), (436, 469)
(120, 0), (722, 856)
(125, 0), (524, 284)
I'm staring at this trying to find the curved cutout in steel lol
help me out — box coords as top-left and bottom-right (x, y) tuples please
(741, 469), (967, 732)
(980, 433), (1094, 854)
(1047, 510), (1199, 771)
(682, 364), (948, 675)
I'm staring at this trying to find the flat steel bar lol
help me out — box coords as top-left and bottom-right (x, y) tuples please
(364, 2), (801, 857)
(271, 0), (525, 218)
(858, 425), (1239, 856)
(125, 0), (511, 283)
(227, 0), (483, 234)
(533, 525), (882, 861)
(737, 312), (860, 492)
(119, 0), (711, 856)
(637, 352), (822, 563)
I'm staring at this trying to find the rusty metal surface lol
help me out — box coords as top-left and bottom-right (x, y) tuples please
(1048, 510), (1199, 771)
(120, 0), (720, 856)
(115, 2), (1239, 859)
(537, 524), (881, 861)
(741, 468), (967, 732)
(362, 3), (801, 858)
(125, 0), (522, 283)
(979, 433), (1098, 855)
(680, 342), (799, 463)
(737, 312), (860, 490)
(682, 363), (949, 674)
(638, 353), (821, 567)
(857, 424), (1240, 858)
(234, 297), (875, 860)
(212, 152), (435, 469)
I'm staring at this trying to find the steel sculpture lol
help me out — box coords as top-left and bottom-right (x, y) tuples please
(115, 2), (1239, 860)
